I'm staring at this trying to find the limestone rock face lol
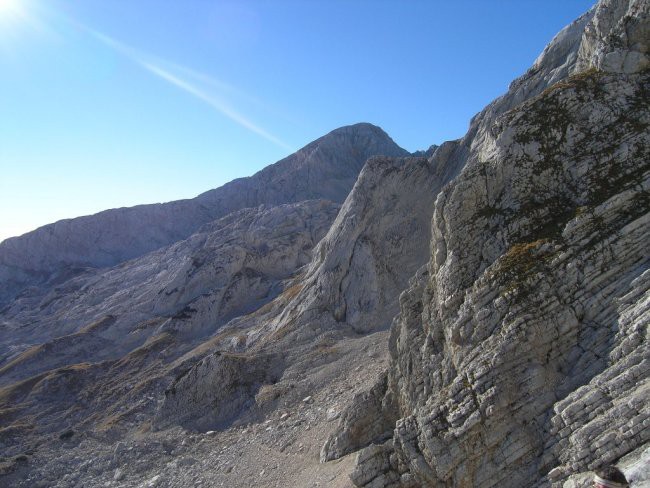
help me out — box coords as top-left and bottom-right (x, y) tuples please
(252, 152), (463, 350)
(348, 1), (650, 487)
(0, 200), (338, 387)
(379, 69), (649, 488)
(0, 123), (407, 306)
(576, 0), (650, 73)
(156, 351), (284, 431)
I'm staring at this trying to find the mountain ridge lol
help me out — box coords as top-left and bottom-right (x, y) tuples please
(0, 122), (407, 306)
(1, 1), (648, 487)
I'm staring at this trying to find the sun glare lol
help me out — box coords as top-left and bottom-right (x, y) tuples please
(0, 0), (24, 26)
(0, 0), (41, 53)
(0, 0), (19, 14)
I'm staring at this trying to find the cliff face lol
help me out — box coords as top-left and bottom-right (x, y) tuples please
(0, 123), (407, 306)
(347, 1), (649, 486)
(1, 1), (648, 487)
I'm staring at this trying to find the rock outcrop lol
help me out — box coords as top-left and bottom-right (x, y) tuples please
(0, 123), (407, 306)
(156, 351), (284, 431)
(249, 151), (464, 352)
(1, 2), (649, 487)
(346, 1), (650, 486)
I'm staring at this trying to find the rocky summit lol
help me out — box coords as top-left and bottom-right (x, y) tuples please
(1, 1), (648, 487)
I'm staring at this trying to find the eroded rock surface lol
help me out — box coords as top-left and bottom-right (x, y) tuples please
(347, 1), (650, 486)
(249, 152), (463, 352)
(1, 1), (648, 487)
(156, 351), (284, 431)
(0, 123), (407, 306)
(0, 201), (338, 384)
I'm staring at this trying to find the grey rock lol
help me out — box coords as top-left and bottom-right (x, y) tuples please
(0, 200), (338, 386)
(576, 0), (650, 73)
(321, 373), (394, 463)
(349, 0), (650, 486)
(156, 351), (284, 431)
(113, 468), (124, 481)
(0, 123), (407, 306)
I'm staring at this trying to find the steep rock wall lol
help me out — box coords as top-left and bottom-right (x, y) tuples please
(350, 1), (649, 486)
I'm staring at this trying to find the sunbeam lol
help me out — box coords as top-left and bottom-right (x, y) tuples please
(80, 26), (294, 151)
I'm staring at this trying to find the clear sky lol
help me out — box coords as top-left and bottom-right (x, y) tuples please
(0, 0), (595, 243)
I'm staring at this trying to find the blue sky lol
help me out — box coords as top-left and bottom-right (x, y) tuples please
(0, 0), (595, 242)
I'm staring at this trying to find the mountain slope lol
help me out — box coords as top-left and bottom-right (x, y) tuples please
(0, 200), (340, 450)
(1, 1), (649, 487)
(0, 123), (407, 306)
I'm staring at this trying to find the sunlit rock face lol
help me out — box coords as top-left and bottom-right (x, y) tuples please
(0, 123), (407, 306)
(257, 152), (462, 341)
(0, 122), (414, 465)
(345, 1), (650, 486)
(1, 1), (648, 487)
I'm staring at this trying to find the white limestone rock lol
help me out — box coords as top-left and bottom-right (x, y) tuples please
(350, 0), (650, 486)
(0, 123), (407, 306)
(247, 151), (463, 357)
(0, 200), (339, 386)
(576, 0), (650, 73)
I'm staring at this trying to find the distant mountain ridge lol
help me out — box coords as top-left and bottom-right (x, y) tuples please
(0, 123), (407, 306)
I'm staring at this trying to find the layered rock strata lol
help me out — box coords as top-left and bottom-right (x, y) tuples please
(346, 1), (650, 486)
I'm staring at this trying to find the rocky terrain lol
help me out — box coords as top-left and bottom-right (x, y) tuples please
(0, 123), (408, 306)
(335, 1), (650, 487)
(1, 0), (649, 487)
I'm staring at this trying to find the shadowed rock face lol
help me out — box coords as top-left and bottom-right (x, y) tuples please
(346, 1), (650, 487)
(0, 123), (407, 306)
(261, 151), (464, 342)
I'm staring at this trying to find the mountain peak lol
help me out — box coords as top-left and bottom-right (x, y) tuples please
(0, 123), (407, 305)
(295, 122), (405, 156)
(326, 122), (389, 136)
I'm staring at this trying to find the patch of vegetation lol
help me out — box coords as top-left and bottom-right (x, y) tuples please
(573, 206), (589, 218)
(279, 282), (304, 301)
(132, 317), (166, 331)
(78, 315), (117, 334)
(498, 239), (550, 280)
(125, 333), (174, 360)
(540, 67), (603, 97)
(477, 206), (507, 219)
(491, 237), (558, 305)
(587, 156), (650, 209)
